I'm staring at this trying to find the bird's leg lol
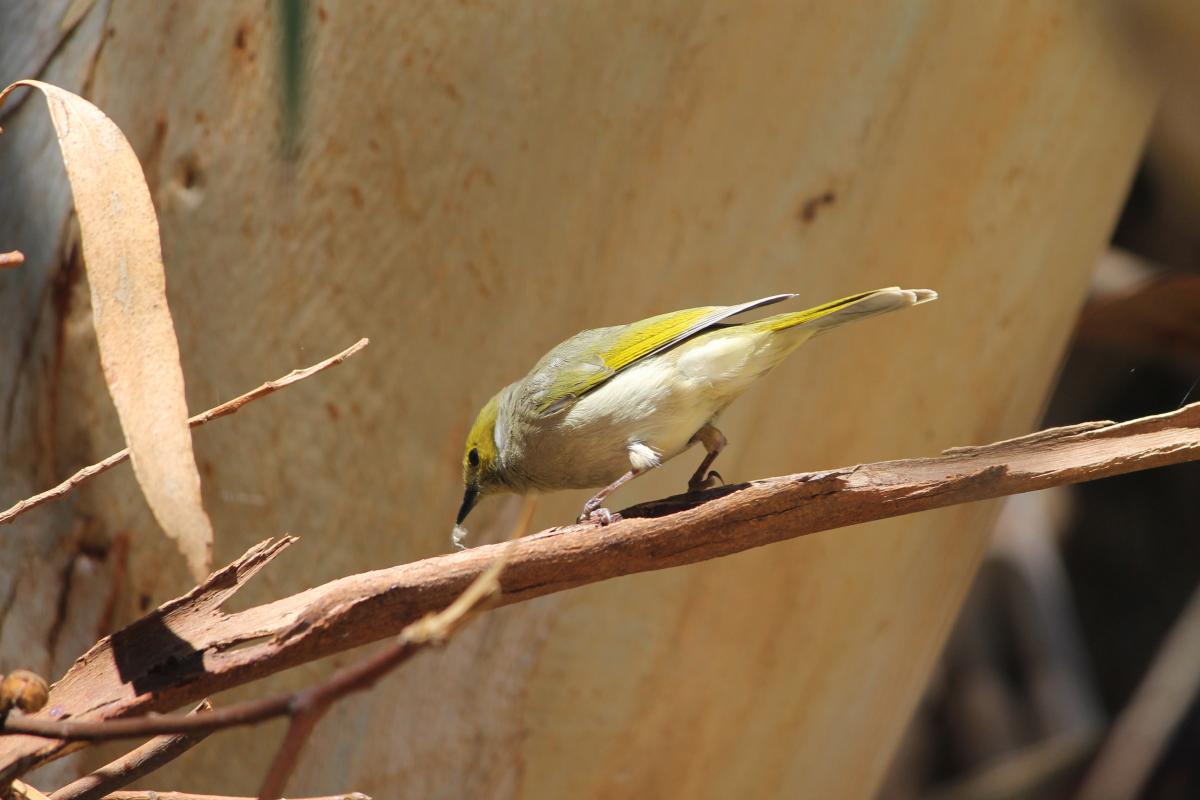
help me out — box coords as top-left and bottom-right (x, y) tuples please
(578, 468), (643, 526)
(687, 423), (727, 493)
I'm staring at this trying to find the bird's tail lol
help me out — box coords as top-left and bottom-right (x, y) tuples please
(753, 287), (937, 336)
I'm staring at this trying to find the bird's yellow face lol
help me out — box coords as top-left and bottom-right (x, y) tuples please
(458, 392), (502, 524)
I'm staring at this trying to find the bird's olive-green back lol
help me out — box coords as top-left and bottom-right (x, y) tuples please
(525, 290), (884, 416)
(525, 294), (794, 415)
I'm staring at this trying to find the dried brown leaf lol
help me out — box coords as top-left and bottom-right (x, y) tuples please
(0, 80), (213, 579)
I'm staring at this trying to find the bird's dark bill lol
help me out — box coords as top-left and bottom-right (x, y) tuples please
(456, 485), (480, 525)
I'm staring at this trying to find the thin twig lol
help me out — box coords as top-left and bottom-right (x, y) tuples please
(0, 338), (368, 526)
(255, 711), (323, 800)
(0, 541), (518, 750)
(0, 251), (24, 268)
(1, 404), (1199, 781)
(99, 793), (369, 800)
(0, 541), (516, 765)
(255, 498), (533, 800)
(50, 700), (213, 800)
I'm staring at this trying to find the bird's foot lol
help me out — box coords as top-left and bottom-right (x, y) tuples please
(687, 470), (724, 494)
(577, 506), (622, 526)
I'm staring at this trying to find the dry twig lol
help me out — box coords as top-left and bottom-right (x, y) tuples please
(50, 700), (213, 800)
(1, 404), (1198, 781)
(251, 552), (511, 799)
(0, 338), (368, 527)
(100, 793), (369, 800)
(255, 498), (532, 799)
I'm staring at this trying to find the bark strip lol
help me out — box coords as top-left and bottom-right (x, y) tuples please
(1, 402), (1198, 780)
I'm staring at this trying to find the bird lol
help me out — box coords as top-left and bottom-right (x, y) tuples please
(453, 287), (936, 546)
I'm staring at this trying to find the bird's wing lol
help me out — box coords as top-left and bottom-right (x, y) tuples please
(530, 293), (795, 416)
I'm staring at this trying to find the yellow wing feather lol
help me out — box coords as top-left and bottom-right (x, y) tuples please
(524, 288), (935, 417)
(753, 287), (937, 334)
(753, 289), (880, 332)
(532, 294), (794, 415)
(533, 306), (719, 415)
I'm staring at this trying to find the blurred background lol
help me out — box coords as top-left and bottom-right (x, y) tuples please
(0, 1), (1196, 798)
(881, 4), (1200, 795)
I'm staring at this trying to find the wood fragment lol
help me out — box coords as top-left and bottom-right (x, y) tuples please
(1, 403), (1198, 781)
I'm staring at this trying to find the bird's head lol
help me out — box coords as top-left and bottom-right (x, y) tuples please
(457, 390), (506, 525)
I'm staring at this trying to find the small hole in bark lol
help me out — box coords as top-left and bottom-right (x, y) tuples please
(178, 157), (202, 190)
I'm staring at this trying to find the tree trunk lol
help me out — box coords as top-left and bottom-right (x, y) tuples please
(1, 2), (1153, 797)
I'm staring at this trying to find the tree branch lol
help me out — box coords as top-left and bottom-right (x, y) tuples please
(99, 793), (369, 800)
(0, 338), (369, 527)
(0, 250), (24, 269)
(2, 403), (1198, 781)
(50, 700), (213, 800)
(254, 540), (516, 800)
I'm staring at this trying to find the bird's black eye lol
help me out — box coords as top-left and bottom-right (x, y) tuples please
(467, 448), (480, 467)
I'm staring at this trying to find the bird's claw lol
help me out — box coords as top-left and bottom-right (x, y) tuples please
(577, 507), (622, 526)
(688, 470), (724, 494)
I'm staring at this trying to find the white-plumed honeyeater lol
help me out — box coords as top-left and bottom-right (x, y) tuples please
(455, 287), (936, 545)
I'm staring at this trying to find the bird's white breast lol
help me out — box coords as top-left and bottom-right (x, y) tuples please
(506, 325), (804, 490)
(564, 328), (781, 469)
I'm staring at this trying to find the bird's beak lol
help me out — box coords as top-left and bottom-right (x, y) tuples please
(456, 484), (480, 525)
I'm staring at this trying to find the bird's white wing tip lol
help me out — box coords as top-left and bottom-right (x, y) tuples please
(904, 288), (938, 305)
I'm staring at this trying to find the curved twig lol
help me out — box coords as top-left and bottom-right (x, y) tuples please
(0, 339), (368, 527)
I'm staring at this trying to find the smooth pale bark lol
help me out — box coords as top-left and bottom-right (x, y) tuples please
(2, 2), (1153, 798)
(0, 0), (119, 789)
